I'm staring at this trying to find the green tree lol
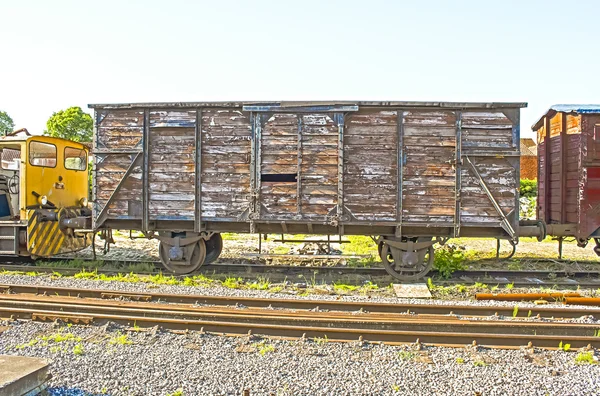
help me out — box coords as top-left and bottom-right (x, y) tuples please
(45, 106), (93, 142)
(0, 111), (15, 136)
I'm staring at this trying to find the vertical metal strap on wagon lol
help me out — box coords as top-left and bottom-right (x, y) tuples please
(454, 111), (462, 238)
(396, 110), (404, 237)
(334, 113), (344, 228)
(511, 108), (521, 230)
(194, 108), (203, 232)
(249, 113), (263, 232)
(296, 115), (302, 217)
(543, 115), (551, 223)
(560, 112), (568, 223)
(249, 112), (256, 224)
(92, 110), (100, 228)
(142, 109), (150, 232)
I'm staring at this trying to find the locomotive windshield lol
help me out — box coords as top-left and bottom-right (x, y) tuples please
(64, 146), (87, 171)
(29, 141), (57, 168)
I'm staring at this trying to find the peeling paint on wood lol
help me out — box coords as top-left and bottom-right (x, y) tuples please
(92, 102), (524, 237)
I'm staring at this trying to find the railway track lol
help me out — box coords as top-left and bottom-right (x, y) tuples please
(2, 257), (600, 288)
(1, 284), (599, 349)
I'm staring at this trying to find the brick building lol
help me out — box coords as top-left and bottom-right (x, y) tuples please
(520, 138), (537, 180)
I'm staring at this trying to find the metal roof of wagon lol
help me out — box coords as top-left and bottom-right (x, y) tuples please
(89, 100), (527, 110)
(532, 104), (600, 130)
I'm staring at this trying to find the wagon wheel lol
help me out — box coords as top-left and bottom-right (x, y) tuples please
(204, 233), (223, 265)
(380, 243), (434, 281)
(159, 239), (206, 274)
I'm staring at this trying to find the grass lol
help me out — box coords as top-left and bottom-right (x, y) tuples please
(473, 360), (487, 367)
(222, 277), (243, 289)
(15, 330), (82, 350)
(272, 245), (290, 255)
(314, 335), (329, 346)
(512, 305), (519, 318)
(398, 351), (415, 361)
(433, 245), (466, 278)
(558, 341), (571, 352)
(574, 352), (596, 365)
(73, 344), (85, 355)
(333, 282), (359, 293)
(109, 332), (132, 346)
(252, 340), (276, 356)
(455, 357), (465, 364)
(167, 389), (184, 396)
(248, 277), (271, 290)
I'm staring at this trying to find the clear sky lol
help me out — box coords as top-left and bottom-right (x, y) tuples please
(1, 0), (599, 140)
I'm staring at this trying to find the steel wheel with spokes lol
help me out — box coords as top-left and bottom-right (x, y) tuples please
(159, 239), (206, 274)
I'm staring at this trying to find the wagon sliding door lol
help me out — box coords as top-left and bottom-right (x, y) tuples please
(401, 110), (458, 226)
(258, 113), (339, 220)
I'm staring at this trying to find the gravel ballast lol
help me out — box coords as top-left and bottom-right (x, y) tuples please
(0, 273), (598, 312)
(1, 320), (599, 396)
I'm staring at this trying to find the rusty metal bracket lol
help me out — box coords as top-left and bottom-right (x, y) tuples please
(464, 156), (516, 240)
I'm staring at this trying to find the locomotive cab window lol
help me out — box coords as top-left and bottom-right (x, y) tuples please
(64, 147), (87, 171)
(29, 141), (57, 168)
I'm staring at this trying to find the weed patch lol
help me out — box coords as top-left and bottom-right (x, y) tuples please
(433, 245), (465, 278)
(73, 344), (84, 355)
(222, 277), (243, 289)
(398, 351), (415, 361)
(575, 352), (596, 365)
(109, 332), (132, 346)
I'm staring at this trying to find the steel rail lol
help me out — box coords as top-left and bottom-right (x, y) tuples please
(1, 283), (600, 319)
(0, 294), (598, 337)
(2, 261), (600, 288)
(0, 294), (598, 349)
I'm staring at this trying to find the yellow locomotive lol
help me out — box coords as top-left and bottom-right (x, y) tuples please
(0, 129), (92, 257)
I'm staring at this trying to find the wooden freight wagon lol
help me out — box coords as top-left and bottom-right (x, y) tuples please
(533, 105), (600, 256)
(90, 101), (526, 280)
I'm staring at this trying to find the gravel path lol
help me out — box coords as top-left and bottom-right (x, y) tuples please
(1, 320), (599, 396)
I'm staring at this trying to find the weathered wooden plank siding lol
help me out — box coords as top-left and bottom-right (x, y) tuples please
(148, 110), (196, 220)
(402, 110), (456, 224)
(94, 109), (144, 220)
(344, 110), (397, 221)
(93, 102), (523, 236)
(460, 111), (517, 226)
(261, 113), (299, 218)
(580, 114), (600, 238)
(300, 114), (338, 218)
(201, 109), (251, 219)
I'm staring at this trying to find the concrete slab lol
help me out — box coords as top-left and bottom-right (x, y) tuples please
(0, 355), (50, 396)
(392, 283), (432, 298)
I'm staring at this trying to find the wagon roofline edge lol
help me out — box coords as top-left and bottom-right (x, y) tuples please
(532, 104), (600, 131)
(88, 100), (527, 110)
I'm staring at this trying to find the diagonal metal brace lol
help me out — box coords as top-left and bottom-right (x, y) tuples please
(95, 152), (142, 229)
(464, 156), (516, 240)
